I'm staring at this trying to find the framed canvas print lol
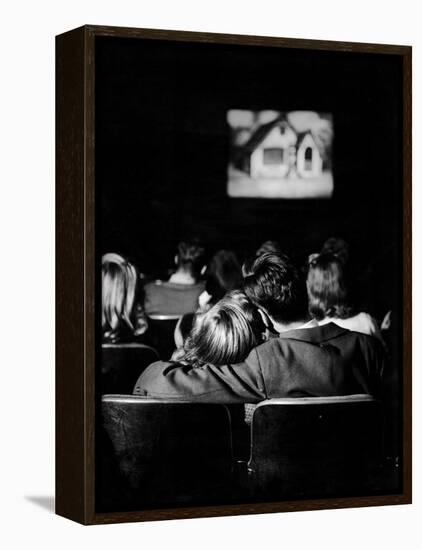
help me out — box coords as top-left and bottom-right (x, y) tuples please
(56, 25), (411, 525)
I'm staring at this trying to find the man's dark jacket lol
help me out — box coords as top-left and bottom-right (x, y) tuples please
(133, 323), (384, 403)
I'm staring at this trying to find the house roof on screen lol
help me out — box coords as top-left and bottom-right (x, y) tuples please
(241, 116), (323, 157)
(241, 116), (291, 154)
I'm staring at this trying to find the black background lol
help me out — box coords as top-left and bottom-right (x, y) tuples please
(96, 36), (403, 319)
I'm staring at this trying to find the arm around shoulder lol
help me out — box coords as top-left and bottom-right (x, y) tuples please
(133, 347), (267, 404)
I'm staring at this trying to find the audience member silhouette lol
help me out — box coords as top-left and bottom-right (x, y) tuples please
(102, 253), (148, 344)
(134, 253), (384, 402)
(144, 240), (206, 316)
(173, 249), (242, 351)
(307, 252), (383, 341)
(198, 249), (242, 311)
(320, 237), (350, 265)
(242, 240), (288, 277)
(255, 240), (283, 258)
(179, 290), (266, 366)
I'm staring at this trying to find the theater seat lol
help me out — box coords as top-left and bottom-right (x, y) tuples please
(99, 395), (234, 511)
(247, 394), (384, 500)
(101, 343), (159, 394)
(147, 314), (181, 360)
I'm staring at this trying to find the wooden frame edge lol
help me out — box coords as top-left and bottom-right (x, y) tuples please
(89, 494), (411, 525)
(82, 24), (411, 55)
(56, 25), (87, 524)
(401, 46), (412, 504)
(56, 25), (412, 525)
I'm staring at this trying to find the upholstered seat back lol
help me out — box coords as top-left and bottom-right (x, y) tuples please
(101, 344), (159, 394)
(248, 395), (383, 499)
(147, 315), (181, 360)
(99, 396), (233, 510)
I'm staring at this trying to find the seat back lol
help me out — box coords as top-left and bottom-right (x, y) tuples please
(248, 395), (383, 499)
(147, 314), (181, 360)
(99, 395), (233, 510)
(101, 344), (159, 394)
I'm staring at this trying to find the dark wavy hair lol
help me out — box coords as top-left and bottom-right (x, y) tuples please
(243, 253), (309, 324)
(320, 237), (349, 266)
(307, 252), (354, 320)
(205, 249), (242, 304)
(256, 240), (282, 257)
(176, 240), (206, 280)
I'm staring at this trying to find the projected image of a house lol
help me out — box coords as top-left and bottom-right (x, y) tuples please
(227, 111), (333, 199)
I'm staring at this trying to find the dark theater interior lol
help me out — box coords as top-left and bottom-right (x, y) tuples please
(95, 35), (404, 512)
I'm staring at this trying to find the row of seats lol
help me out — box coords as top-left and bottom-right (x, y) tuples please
(98, 394), (398, 512)
(146, 315), (180, 360)
(101, 317), (181, 395)
(101, 343), (159, 394)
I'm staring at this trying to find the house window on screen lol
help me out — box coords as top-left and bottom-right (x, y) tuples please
(304, 147), (313, 171)
(263, 148), (285, 165)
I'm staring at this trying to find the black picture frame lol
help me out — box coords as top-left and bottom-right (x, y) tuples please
(56, 25), (412, 525)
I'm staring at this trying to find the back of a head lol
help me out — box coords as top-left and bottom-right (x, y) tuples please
(243, 253), (309, 325)
(177, 240), (206, 280)
(320, 237), (349, 265)
(255, 240), (282, 258)
(102, 253), (138, 340)
(307, 252), (353, 320)
(184, 290), (265, 366)
(102, 252), (127, 266)
(242, 244), (290, 278)
(205, 249), (242, 303)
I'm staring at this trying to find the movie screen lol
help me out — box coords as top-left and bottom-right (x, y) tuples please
(227, 110), (333, 199)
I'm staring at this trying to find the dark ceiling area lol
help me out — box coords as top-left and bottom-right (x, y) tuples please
(95, 36), (403, 319)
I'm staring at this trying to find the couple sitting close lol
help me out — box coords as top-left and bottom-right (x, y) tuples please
(134, 252), (384, 403)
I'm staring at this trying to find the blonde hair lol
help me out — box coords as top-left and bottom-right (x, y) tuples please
(184, 290), (265, 366)
(102, 253), (138, 341)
